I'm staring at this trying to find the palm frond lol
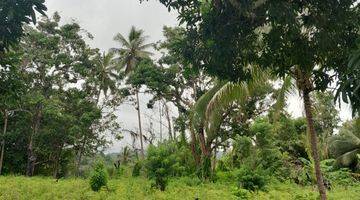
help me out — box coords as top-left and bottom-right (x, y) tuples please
(335, 149), (360, 167)
(328, 128), (360, 168)
(135, 50), (153, 58)
(111, 26), (152, 76)
(272, 75), (294, 121)
(349, 48), (360, 69)
(129, 26), (145, 41)
(113, 33), (131, 48)
(139, 43), (154, 50)
(191, 80), (226, 131)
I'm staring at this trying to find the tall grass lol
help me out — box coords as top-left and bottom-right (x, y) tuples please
(0, 176), (359, 200)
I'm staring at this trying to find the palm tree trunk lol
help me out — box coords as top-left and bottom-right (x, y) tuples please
(0, 110), (8, 175)
(189, 126), (201, 166)
(198, 126), (212, 179)
(136, 91), (144, 159)
(303, 88), (327, 200)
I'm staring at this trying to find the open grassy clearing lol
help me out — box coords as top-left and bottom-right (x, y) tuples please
(0, 176), (359, 200)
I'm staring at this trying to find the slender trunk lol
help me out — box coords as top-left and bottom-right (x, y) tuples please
(212, 139), (218, 173)
(136, 91), (144, 159)
(27, 108), (41, 176)
(172, 119), (176, 140)
(0, 110), (8, 175)
(303, 89), (327, 200)
(53, 145), (63, 179)
(198, 126), (208, 156)
(75, 135), (87, 177)
(75, 151), (83, 177)
(159, 102), (162, 142)
(163, 100), (172, 140)
(26, 133), (36, 176)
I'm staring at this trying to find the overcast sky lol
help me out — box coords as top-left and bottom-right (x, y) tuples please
(45, 0), (352, 153)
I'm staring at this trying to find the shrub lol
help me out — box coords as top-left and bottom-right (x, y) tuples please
(132, 161), (142, 177)
(232, 188), (250, 199)
(115, 166), (125, 178)
(321, 159), (356, 186)
(145, 141), (196, 191)
(89, 162), (108, 192)
(236, 167), (267, 191)
(215, 170), (237, 183)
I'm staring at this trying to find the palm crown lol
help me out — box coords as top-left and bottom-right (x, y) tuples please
(111, 26), (153, 75)
(95, 52), (119, 97)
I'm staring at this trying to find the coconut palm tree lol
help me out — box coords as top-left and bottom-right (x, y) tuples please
(93, 52), (119, 104)
(110, 26), (153, 158)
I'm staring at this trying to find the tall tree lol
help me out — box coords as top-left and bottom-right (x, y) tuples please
(90, 52), (121, 104)
(19, 13), (98, 176)
(127, 26), (212, 166)
(155, 1), (359, 198)
(0, 59), (26, 175)
(111, 26), (153, 158)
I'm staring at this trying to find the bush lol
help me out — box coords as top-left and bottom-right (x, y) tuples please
(89, 162), (108, 192)
(115, 166), (125, 178)
(215, 170), (237, 183)
(145, 141), (196, 191)
(132, 161), (142, 177)
(321, 159), (356, 186)
(232, 188), (250, 199)
(236, 167), (267, 191)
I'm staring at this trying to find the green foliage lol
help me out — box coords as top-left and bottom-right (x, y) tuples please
(107, 165), (125, 179)
(89, 162), (108, 192)
(236, 167), (267, 192)
(321, 159), (356, 186)
(328, 119), (360, 171)
(232, 188), (250, 199)
(337, 41), (360, 116)
(158, 2), (358, 198)
(0, 175), (359, 199)
(132, 161), (143, 177)
(111, 26), (153, 75)
(176, 176), (202, 187)
(0, 0), (47, 51)
(0, 12), (121, 177)
(145, 141), (196, 190)
(216, 166), (268, 192)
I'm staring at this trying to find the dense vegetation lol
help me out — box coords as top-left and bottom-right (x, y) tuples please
(0, 0), (359, 199)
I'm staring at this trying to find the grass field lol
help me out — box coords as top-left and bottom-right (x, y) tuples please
(0, 176), (359, 200)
